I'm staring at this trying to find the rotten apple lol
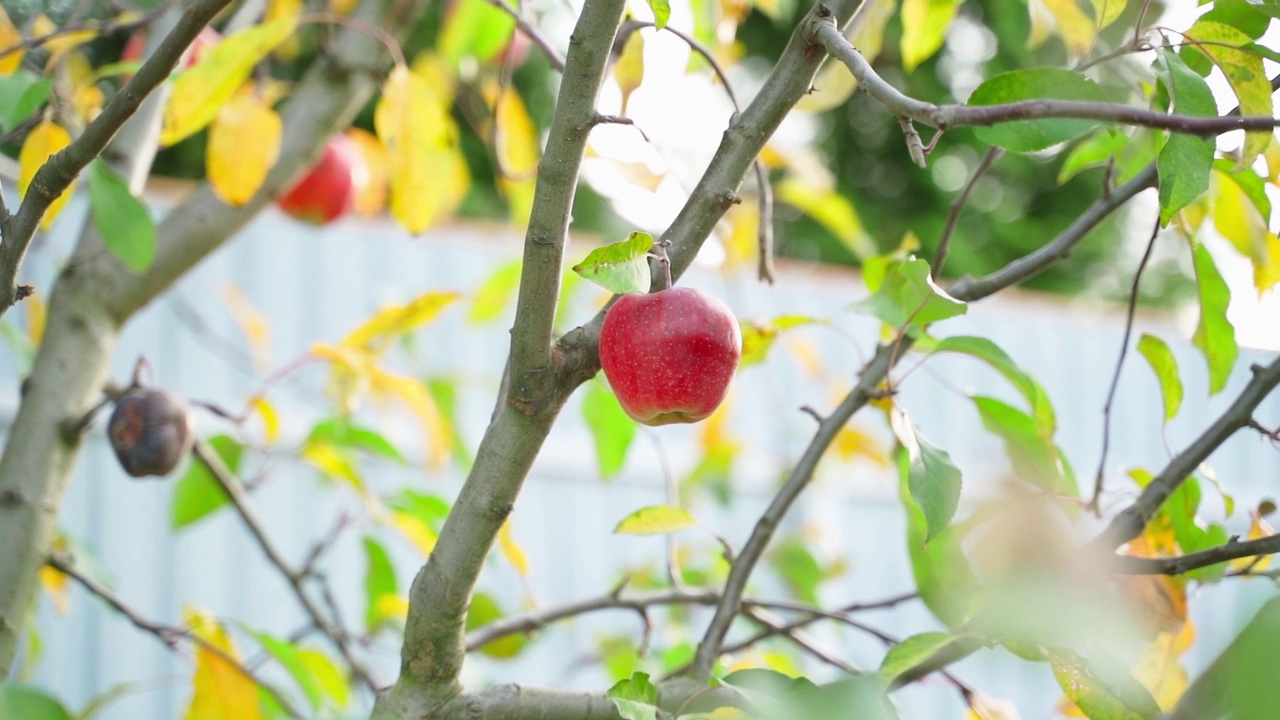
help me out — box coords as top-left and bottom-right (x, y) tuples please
(277, 133), (367, 225)
(108, 388), (195, 478)
(598, 287), (742, 426)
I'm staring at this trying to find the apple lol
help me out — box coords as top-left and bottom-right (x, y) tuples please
(121, 26), (221, 75)
(277, 133), (367, 225)
(108, 388), (194, 478)
(598, 287), (742, 426)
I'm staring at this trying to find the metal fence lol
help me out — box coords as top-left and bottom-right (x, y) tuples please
(6, 196), (1279, 719)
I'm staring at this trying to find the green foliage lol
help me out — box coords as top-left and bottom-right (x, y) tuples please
(88, 160), (156, 273)
(968, 68), (1108, 152)
(1189, 237), (1238, 394)
(572, 232), (654, 295)
(170, 435), (243, 530)
(898, 450), (978, 628)
(582, 378), (637, 479)
(1136, 334), (1183, 422)
(614, 505), (696, 535)
(852, 257), (965, 327)
(465, 592), (527, 659)
(901, 424), (962, 542)
(1154, 50), (1216, 226)
(0, 71), (50, 132)
(362, 536), (397, 634)
(605, 672), (659, 720)
(0, 684), (73, 720)
(1050, 650), (1161, 720)
(1174, 598), (1280, 719)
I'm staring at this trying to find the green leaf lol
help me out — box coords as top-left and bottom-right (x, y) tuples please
(923, 334), (1056, 435)
(1051, 651), (1161, 720)
(788, 676), (900, 720)
(898, 449), (978, 628)
(900, 0), (961, 71)
(249, 631), (325, 710)
(605, 672), (659, 720)
(297, 649), (348, 708)
(1059, 130), (1128, 184)
(582, 378), (637, 479)
(1212, 160), (1271, 262)
(897, 423), (962, 543)
(572, 232), (653, 295)
(647, 0), (671, 29)
(170, 435), (243, 530)
(852, 257), (966, 327)
(614, 505), (695, 535)
(1183, 20), (1273, 169)
(1135, 334), (1183, 422)
(465, 591), (527, 659)
(1176, 597), (1280, 719)
(1200, 0), (1272, 41)
(878, 631), (983, 687)
(468, 259), (522, 324)
(968, 68), (1108, 152)
(739, 315), (821, 367)
(88, 160), (156, 273)
(1189, 238), (1238, 394)
(973, 396), (1075, 496)
(0, 71), (51, 131)
(771, 538), (825, 604)
(362, 536), (397, 633)
(0, 684), (73, 720)
(388, 490), (451, 533)
(426, 378), (473, 470)
(721, 669), (817, 718)
(1153, 50), (1217, 225)
(307, 417), (407, 463)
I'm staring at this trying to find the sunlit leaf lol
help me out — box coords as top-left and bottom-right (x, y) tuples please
(248, 630), (324, 710)
(161, 17), (297, 146)
(493, 83), (540, 225)
(376, 65), (462, 233)
(606, 672), (659, 720)
(878, 631), (983, 687)
(615, 30), (644, 115)
(1211, 162), (1269, 263)
(647, 0), (671, 29)
(498, 519), (530, 576)
(898, 449), (978, 628)
(1041, 0), (1095, 55)
(298, 650), (348, 708)
(89, 160), (156, 272)
(183, 609), (265, 720)
(1136, 334), (1182, 422)
(18, 119), (74, 230)
(465, 591), (527, 658)
(973, 396), (1074, 495)
(852, 257), (966, 327)
(1183, 20), (1273, 169)
(614, 505), (696, 535)
(583, 378), (637, 479)
(572, 232), (653, 294)
(1255, 232), (1280, 295)
(469, 260), (522, 324)
(345, 127), (390, 216)
(388, 510), (436, 555)
(776, 178), (874, 260)
(207, 86), (282, 206)
(340, 291), (459, 355)
(1188, 238), (1237, 395)
(900, 0), (960, 71)
(0, 684), (73, 720)
(37, 564), (68, 616)
(440, 0), (516, 65)
(968, 68), (1107, 152)
(171, 435), (244, 530)
(1227, 509), (1275, 573)
(362, 537), (397, 632)
(0, 6), (25, 75)
(834, 424), (889, 465)
(892, 420), (962, 542)
(739, 315), (819, 367)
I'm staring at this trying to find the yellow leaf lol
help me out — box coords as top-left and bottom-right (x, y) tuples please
(389, 510), (437, 555)
(1090, 0), (1127, 29)
(221, 283), (272, 372)
(700, 396), (738, 456)
(345, 127), (390, 216)
(1042, 0), (1095, 55)
(614, 505), (696, 535)
(409, 52), (457, 109)
(834, 425), (889, 465)
(207, 86), (282, 206)
(1265, 135), (1280, 183)
(777, 178), (874, 260)
(1212, 171), (1266, 263)
(182, 608), (264, 720)
(967, 693), (1020, 720)
(301, 441), (364, 489)
(341, 291), (459, 354)
(37, 565), (69, 616)
(1253, 232), (1280, 296)
(25, 290), (45, 345)
(498, 519), (530, 576)
(1026, 0), (1054, 50)
(161, 17), (298, 146)
(614, 30), (644, 115)
(376, 64), (461, 233)
(721, 203), (759, 268)
(373, 594), (409, 622)
(64, 51), (103, 123)
(0, 6), (25, 75)
(1184, 21), (1273, 169)
(900, 0), (961, 71)
(18, 119), (74, 230)
(249, 397), (280, 446)
(266, 0), (303, 59)
(785, 336), (824, 380)
(1134, 629), (1191, 711)
(1228, 509), (1275, 573)
(32, 14), (96, 61)
(494, 85), (539, 226)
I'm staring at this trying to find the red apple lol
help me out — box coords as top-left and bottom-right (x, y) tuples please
(277, 134), (366, 225)
(599, 287), (742, 426)
(122, 26), (221, 74)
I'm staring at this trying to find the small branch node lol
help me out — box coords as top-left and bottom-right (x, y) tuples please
(799, 405), (825, 424)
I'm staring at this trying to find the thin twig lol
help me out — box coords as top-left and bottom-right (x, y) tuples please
(742, 607), (861, 674)
(1111, 532), (1280, 575)
(1089, 215), (1161, 515)
(46, 553), (305, 719)
(0, 6), (164, 62)
(933, 147), (1002, 281)
(478, 0), (565, 72)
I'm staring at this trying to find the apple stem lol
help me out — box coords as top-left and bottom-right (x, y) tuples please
(652, 239), (673, 291)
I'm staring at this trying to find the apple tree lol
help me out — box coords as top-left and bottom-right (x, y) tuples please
(1, 0), (1280, 719)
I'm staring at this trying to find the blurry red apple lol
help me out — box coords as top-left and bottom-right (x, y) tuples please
(599, 287), (742, 426)
(277, 134), (366, 225)
(122, 26), (220, 74)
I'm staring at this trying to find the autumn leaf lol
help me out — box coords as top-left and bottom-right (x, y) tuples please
(183, 608), (265, 720)
(0, 6), (25, 75)
(498, 519), (530, 576)
(207, 86), (282, 206)
(18, 119), (74, 230)
(375, 64), (460, 233)
(614, 30), (644, 115)
(345, 127), (390, 216)
(340, 291), (459, 355)
(493, 84), (539, 225)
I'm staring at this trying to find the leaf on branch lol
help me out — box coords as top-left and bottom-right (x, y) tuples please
(776, 177), (875, 260)
(0, 6), (25, 75)
(1136, 334), (1183, 423)
(492, 83), (539, 225)
(647, 0), (671, 30)
(362, 536), (398, 633)
(572, 231), (653, 295)
(920, 334), (1056, 435)
(967, 68), (1107, 152)
(1051, 650), (1162, 720)
(1188, 238), (1237, 395)
(340, 291), (459, 355)
(615, 30), (644, 116)
(897, 448), (979, 628)
(973, 396), (1076, 496)
(1153, 49), (1216, 226)
(0, 684), (74, 720)
(892, 418), (962, 543)
(901, 0), (960, 71)
(161, 17), (297, 146)
(614, 505), (696, 535)
(1226, 508), (1275, 574)
(207, 85), (282, 206)
(498, 519), (530, 576)
(878, 631), (983, 687)
(1183, 20), (1273, 169)
(606, 672), (660, 720)
(1176, 598), (1280, 718)
(739, 315), (820, 368)
(18, 119), (74, 230)
(248, 629), (325, 711)
(1210, 161), (1270, 265)
(376, 64), (465, 233)
(851, 257), (966, 328)
(171, 435), (244, 530)
(31, 14), (97, 61)
(440, 0), (516, 65)
(582, 377), (637, 479)
(88, 160), (156, 273)
(1255, 232), (1280, 295)
(182, 608), (265, 720)
(0, 71), (52, 133)
(465, 591), (528, 658)
(297, 649), (348, 709)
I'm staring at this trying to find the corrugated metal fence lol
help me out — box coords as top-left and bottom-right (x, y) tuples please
(5, 195), (1279, 719)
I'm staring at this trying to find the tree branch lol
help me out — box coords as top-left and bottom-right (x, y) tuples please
(1111, 532), (1280, 575)
(383, 0), (628, 713)
(1091, 357), (1280, 551)
(0, 0), (235, 317)
(813, 19), (1279, 142)
(46, 553), (305, 719)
